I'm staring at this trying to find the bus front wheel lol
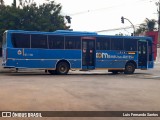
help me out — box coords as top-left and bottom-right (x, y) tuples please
(56, 62), (69, 75)
(124, 63), (135, 74)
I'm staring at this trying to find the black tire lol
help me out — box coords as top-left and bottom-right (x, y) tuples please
(124, 63), (135, 74)
(56, 62), (69, 75)
(48, 70), (57, 75)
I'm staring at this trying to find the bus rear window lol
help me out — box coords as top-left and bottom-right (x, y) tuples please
(2, 32), (6, 46)
(12, 33), (30, 48)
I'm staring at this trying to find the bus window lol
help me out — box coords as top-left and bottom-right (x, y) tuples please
(65, 36), (81, 49)
(48, 35), (64, 49)
(111, 38), (123, 50)
(96, 37), (110, 50)
(124, 39), (137, 51)
(12, 33), (30, 48)
(31, 34), (47, 49)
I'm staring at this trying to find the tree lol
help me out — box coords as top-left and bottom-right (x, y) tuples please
(0, 0), (68, 45)
(146, 18), (157, 31)
(0, 0), (4, 5)
(135, 18), (157, 35)
(12, 0), (17, 7)
(18, 0), (35, 8)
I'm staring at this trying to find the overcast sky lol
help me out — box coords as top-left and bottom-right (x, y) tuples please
(6, 0), (158, 35)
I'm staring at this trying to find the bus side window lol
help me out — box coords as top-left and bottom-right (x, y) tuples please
(111, 38), (123, 50)
(96, 37), (110, 50)
(124, 39), (137, 51)
(65, 36), (81, 49)
(31, 34), (47, 49)
(48, 35), (64, 49)
(11, 33), (30, 48)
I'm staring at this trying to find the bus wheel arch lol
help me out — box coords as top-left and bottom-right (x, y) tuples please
(56, 60), (70, 75)
(124, 61), (136, 74)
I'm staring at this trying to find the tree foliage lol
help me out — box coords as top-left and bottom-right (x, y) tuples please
(0, 0), (68, 44)
(0, 0), (4, 5)
(135, 19), (157, 35)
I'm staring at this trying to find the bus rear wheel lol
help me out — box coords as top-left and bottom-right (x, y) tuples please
(124, 63), (135, 74)
(56, 62), (69, 75)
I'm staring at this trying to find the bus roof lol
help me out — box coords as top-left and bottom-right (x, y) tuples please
(6, 30), (97, 36)
(5, 30), (152, 41)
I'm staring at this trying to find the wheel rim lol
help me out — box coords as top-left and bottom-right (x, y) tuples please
(59, 65), (67, 73)
(127, 65), (133, 72)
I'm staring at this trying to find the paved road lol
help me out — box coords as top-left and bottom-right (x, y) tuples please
(0, 58), (160, 120)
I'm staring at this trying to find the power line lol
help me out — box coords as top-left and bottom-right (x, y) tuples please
(68, 0), (151, 16)
(96, 26), (133, 33)
(96, 25), (140, 33)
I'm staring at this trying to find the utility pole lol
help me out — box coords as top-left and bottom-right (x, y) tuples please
(154, 0), (160, 61)
(158, 0), (160, 45)
(155, 0), (160, 45)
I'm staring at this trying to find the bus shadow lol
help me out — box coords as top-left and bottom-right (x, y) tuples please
(2, 71), (159, 81)
(1, 71), (153, 77)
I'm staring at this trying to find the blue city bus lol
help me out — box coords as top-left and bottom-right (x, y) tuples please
(2, 30), (154, 74)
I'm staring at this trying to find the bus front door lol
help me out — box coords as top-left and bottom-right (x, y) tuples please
(82, 38), (95, 70)
(138, 41), (148, 69)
